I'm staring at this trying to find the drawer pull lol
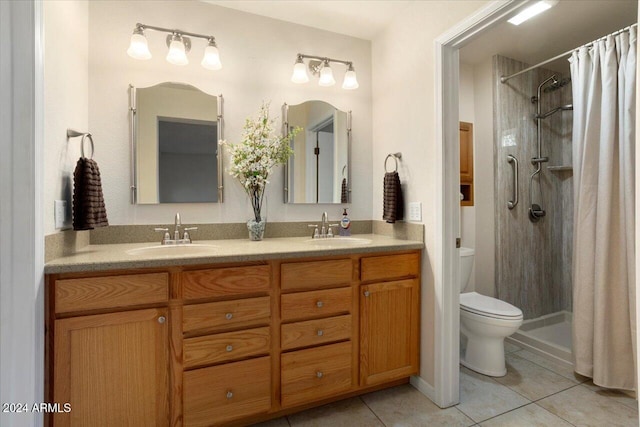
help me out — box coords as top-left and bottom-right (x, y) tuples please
(226, 390), (233, 399)
(225, 312), (233, 320)
(157, 316), (166, 324)
(316, 300), (324, 308)
(226, 345), (233, 352)
(364, 290), (370, 297)
(316, 371), (324, 379)
(316, 329), (324, 337)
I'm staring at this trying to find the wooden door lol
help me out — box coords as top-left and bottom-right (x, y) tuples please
(360, 279), (419, 386)
(53, 308), (169, 427)
(460, 121), (474, 206)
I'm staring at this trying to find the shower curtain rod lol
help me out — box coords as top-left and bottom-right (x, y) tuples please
(500, 23), (638, 83)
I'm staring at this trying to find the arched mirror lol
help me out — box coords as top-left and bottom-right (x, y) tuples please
(129, 82), (224, 204)
(282, 101), (351, 204)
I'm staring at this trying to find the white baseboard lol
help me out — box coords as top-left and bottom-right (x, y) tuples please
(410, 375), (437, 404)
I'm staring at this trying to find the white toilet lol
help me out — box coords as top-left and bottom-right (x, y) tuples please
(459, 247), (523, 377)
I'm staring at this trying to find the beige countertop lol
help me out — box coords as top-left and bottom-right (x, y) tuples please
(44, 234), (424, 274)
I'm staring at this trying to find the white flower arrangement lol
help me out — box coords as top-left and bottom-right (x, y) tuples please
(222, 102), (300, 223)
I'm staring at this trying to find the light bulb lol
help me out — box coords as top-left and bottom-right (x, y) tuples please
(166, 36), (188, 66)
(318, 63), (335, 87)
(201, 41), (222, 70)
(291, 58), (309, 84)
(127, 29), (151, 60)
(342, 65), (359, 90)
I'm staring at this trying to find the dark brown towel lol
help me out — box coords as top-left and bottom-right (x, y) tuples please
(341, 178), (348, 203)
(73, 157), (108, 230)
(383, 171), (403, 223)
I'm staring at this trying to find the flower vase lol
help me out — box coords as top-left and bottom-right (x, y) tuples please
(246, 192), (267, 241)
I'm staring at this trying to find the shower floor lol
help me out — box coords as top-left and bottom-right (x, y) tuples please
(507, 311), (573, 366)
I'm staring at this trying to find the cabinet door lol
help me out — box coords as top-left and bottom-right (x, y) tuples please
(53, 308), (169, 427)
(459, 121), (474, 182)
(360, 279), (419, 386)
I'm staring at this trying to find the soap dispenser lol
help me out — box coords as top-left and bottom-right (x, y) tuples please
(339, 208), (351, 237)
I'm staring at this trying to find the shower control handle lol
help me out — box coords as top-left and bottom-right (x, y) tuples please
(507, 155), (518, 209)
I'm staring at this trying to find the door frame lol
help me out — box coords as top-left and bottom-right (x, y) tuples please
(430, 0), (533, 407)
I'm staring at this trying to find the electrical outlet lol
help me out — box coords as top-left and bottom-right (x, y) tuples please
(54, 200), (68, 229)
(409, 202), (422, 222)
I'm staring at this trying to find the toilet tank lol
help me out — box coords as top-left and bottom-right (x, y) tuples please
(459, 247), (475, 293)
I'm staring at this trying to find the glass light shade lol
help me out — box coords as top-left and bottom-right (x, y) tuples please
(318, 65), (335, 87)
(127, 33), (152, 60)
(201, 44), (222, 70)
(342, 70), (359, 90)
(291, 61), (309, 83)
(166, 39), (188, 66)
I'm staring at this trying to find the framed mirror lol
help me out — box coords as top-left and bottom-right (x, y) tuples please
(129, 82), (224, 204)
(282, 101), (351, 204)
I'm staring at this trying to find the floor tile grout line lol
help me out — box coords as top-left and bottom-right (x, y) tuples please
(459, 399), (531, 425)
(530, 401), (579, 427)
(452, 406), (478, 426)
(358, 395), (388, 427)
(508, 349), (589, 384)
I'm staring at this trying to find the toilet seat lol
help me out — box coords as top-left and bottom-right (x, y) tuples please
(460, 292), (523, 320)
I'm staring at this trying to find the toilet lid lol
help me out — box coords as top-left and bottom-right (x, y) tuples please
(460, 292), (523, 319)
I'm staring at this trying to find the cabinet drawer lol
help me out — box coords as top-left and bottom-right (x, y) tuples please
(360, 253), (420, 282)
(182, 265), (270, 300)
(183, 326), (270, 369)
(183, 296), (270, 334)
(55, 273), (168, 314)
(281, 259), (352, 291)
(281, 287), (352, 322)
(184, 356), (271, 427)
(281, 341), (352, 407)
(281, 315), (351, 351)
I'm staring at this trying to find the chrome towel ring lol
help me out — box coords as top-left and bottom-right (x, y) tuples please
(67, 129), (95, 159)
(384, 152), (402, 173)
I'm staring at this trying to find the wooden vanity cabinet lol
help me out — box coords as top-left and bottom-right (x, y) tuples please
(48, 273), (170, 427)
(46, 250), (421, 427)
(360, 253), (420, 385)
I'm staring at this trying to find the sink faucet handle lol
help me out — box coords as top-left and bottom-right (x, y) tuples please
(154, 228), (170, 244)
(183, 227), (198, 243)
(308, 224), (320, 239)
(326, 224), (339, 238)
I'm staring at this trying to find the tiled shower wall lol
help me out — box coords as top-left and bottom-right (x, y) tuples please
(493, 55), (573, 319)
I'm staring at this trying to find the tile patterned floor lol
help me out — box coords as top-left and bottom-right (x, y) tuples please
(252, 344), (638, 427)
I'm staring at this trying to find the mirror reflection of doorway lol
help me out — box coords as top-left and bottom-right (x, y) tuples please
(307, 117), (335, 203)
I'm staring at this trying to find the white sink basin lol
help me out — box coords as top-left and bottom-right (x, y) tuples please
(304, 237), (373, 247)
(125, 243), (220, 257)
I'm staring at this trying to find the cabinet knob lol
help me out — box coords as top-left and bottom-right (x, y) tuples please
(317, 329), (324, 337)
(316, 371), (324, 379)
(157, 316), (166, 324)
(226, 345), (233, 352)
(225, 313), (233, 320)
(316, 301), (324, 308)
(364, 291), (370, 297)
(226, 390), (233, 399)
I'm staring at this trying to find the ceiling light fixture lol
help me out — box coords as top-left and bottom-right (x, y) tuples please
(508, 0), (558, 26)
(127, 23), (222, 70)
(291, 53), (359, 90)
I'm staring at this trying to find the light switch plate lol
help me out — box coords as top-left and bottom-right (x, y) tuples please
(54, 200), (68, 229)
(409, 202), (422, 222)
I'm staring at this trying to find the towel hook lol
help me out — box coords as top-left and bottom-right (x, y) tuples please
(384, 152), (402, 173)
(67, 129), (94, 159)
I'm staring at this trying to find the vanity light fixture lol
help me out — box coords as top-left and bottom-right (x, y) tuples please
(127, 23), (222, 70)
(291, 54), (359, 90)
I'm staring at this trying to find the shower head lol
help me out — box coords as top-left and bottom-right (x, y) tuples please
(543, 77), (571, 92)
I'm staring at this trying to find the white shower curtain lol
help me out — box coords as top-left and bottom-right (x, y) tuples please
(570, 26), (637, 391)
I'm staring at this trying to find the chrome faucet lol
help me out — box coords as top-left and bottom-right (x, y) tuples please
(154, 213), (198, 244)
(308, 212), (339, 238)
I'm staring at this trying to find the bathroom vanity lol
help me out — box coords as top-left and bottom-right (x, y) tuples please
(45, 237), (421, 426)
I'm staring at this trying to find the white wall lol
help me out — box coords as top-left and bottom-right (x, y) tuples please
(459, 62), (476, 291)
(80, 0), (372, 229)
(43, 0), (88, 235)
(472, 58), (495, 297)
(372, 0), (486, 386)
